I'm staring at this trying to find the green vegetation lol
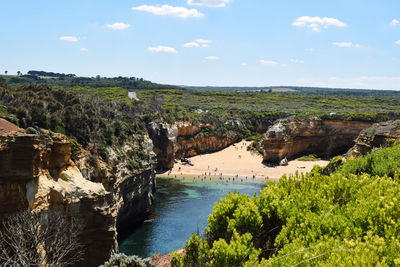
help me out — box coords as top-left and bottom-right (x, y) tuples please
(297, 154), (321, 161)
(3, 72), (400, 144)
(101, 253), (153, 267)
(341, 145), (400, 178)
(0, 83), (150, 165)
(2, 71), (177, 90)
(173, 145), (400, 266)
(0, 105), (9, 117)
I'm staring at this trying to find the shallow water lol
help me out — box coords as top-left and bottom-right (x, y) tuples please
(118, 177), (266, 258)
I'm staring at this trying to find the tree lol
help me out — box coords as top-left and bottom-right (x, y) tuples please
(0, 210), (84, 266)
(4, 71), (7, 75)
(17, 71), (21, 76)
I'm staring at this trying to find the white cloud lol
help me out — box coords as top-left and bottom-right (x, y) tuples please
(291, 59), (304, 64)
(396, 40), (400, 46)
(184, 42), (200, 48)
(391, 19), (400, 26)
(184, 38), (212, 48)
(195, 39), (212, 44)
(80, 48), (88, 52)
(332, 42), (362, 48)
(205, 56), (219, 60)
(188, 0), (230, 7)
(105, 22), (130, 30)
(260, 60), (278, 65)
(292, 16), (347, 32)
(132, 5), (204, 18)
(241, 62), (248, 66)
(59, 36), (78, 42)
(147, 46), (178, 54)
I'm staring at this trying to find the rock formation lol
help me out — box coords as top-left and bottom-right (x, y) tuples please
(147, 121), (241, 169)
(0, 118), (156, 266)
(346, 120), (400, 158)
(260, 117), (373, 163)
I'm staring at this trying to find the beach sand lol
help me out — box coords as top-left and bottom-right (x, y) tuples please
(158, 140), (329, 181)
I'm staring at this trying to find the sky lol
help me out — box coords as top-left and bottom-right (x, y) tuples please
(1, 0), (400, 89)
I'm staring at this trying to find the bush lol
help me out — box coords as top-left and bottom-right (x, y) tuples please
(101, 253), (153, 267)
(341, 145), (400, 178)
(297, 154), (321, 161)
(0, 210), (84, 266)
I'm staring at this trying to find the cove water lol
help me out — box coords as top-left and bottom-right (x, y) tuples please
(118, 177), (266, 258)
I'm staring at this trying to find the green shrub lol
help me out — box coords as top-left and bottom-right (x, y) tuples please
(100, 253), (153, 267)
(341, 145), (400, 178)
(297, 154), (321, 161)
(69, 138), (83, 162)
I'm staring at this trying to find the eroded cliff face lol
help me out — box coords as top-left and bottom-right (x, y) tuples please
(260, 117), (373, 163)
(0, 127), (115, 266)
(346, 120), (400, 158)
(147, 121), (241, 169)
(0, 118), (156, 266)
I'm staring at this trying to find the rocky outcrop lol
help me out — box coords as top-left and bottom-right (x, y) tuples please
(147, 121), (241, 169)
(260, 117), (373, 163)
(0, 120), (156, 266)
(346, 120), (400, 158)
(0, 128), (115, 266)
(147, 122), (178, 169)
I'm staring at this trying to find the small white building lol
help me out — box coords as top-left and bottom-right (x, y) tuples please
(128, 92), (139, 100)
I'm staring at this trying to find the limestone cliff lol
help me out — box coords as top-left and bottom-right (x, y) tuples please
(346, 120), (400, 158)
(0, 126), (115, 266)
(260, 117), (373, 163)
(0, 118), (156, 266)
(147, 121), (241, 169)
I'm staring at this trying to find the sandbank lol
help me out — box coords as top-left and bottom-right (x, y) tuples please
(157, 141), (329, 181)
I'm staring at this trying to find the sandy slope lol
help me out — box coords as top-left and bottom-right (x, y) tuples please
(158, 140), (329, 181)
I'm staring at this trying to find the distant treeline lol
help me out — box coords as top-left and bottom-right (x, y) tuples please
(0, 71), (178, 90)
(27, 70), (76, 78)
(183, 85), (400, 95)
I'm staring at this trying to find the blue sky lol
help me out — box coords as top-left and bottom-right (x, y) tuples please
(1, 0), (400, 89)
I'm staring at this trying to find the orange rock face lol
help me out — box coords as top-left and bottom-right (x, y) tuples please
(346, 120), (400, 157)
(260, 118), (373, 163)
(0, 128), (116, 266)
(0, 121), (156, 266)
(148, 121), (240, 169)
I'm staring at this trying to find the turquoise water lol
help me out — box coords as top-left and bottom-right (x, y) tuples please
(118, 177), (266, 258)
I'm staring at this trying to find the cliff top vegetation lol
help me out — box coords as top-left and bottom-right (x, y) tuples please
(2, 75), (400, 160)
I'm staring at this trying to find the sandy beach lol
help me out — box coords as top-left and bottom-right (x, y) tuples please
(158, 140), (329, 181)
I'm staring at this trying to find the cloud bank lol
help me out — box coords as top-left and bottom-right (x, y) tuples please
(332, 42), (362, 48)
(260, 60), (278, 65)
(391, 19), (400, 26)
(105, 22), (130, 30)
(184, 39), (212, 48)
(293, 16), (347, 32)
(132, 5), (204, 18)
(188, 0), (230, 8)
(147, 46), (178, 53)
(204, 56), (219, 60)
(59, 36), (78, 42)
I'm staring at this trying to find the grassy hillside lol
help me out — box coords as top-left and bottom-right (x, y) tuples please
(2, 76), (400, 144)
(172, 145), (400, 266)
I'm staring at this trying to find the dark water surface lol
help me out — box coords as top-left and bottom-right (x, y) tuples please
(119, 177), (266, 258)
